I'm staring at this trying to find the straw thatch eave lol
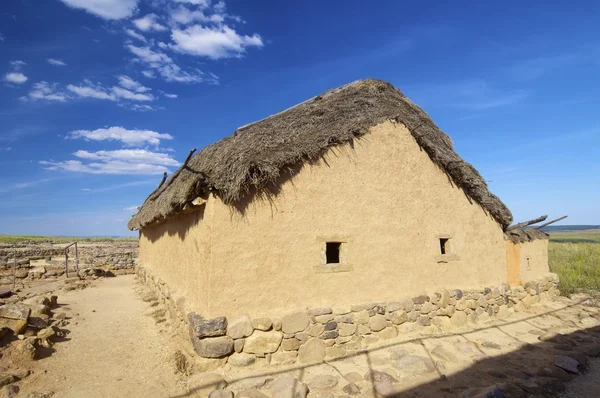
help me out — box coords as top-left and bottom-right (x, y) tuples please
(128, 79), (513, 231)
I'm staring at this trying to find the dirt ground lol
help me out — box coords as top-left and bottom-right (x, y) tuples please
(9, 275), (600, 398)
(16, 275), (185, 398)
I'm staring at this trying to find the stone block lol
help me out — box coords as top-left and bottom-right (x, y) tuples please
(193, 336), (234, 358)
(307, 307), (332, 316)
(252, 317), (273, 331)
(227, 315), (254, 339)
(368, 314), (387, 332)
(451, 311), (467, 327)
(281, 312), (309, 334)
(243, 331), (283, 355)
(281, 338), (301, 351)
(0, 304), (30, 321)
(188, 313), (227, 338)
(270, 351), (298, 365)
(228, 353), (256, 367)
(314, 314), (334, 324)
(353, 310), (369, 324)
(306, 323), (324, 337)
(338, 323), (356, 337)
(297, 338), (326, 364)
(378, 327), (398, 340)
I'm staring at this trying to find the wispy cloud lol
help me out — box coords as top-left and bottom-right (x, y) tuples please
(47, 58), (67, 66)
(123, 205), (139, 213)
(125, 28), (146, 42)
(67, 126), (172, 146)
(10, 60), (27, 70)
(58, 0), (139, 20)
(22, 81), (68, 101)
(0, 178), (57, 194)
(132, 13), (167, 32)
(510, 54), (580, 80)
(91, 180), (155, 193)
(0, 33), (4, 41)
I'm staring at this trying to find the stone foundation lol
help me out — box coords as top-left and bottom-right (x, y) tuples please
(136, 265), (560, 368)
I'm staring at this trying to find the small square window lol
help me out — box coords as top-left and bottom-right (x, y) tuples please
(439, 238), (450, 255)
(326, 242), (342, 264)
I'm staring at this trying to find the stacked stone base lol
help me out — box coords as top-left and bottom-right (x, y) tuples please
(136, 265), (560, 368)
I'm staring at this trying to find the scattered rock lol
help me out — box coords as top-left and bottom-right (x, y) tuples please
(236, 389), (269, 398)
(0, 374), (15, 388)
(0, 303), (30, 320)
(243, 331), (283, 355)
(0, 385), (19, 398)
(2, 338), (37, 367)
(308, 375), (338, 390)
(227, 315), (254, 339)
(281, 312), (310, 334)
(554, 355), (580, 374)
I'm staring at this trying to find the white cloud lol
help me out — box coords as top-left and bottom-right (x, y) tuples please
(47, 58), (67, 66)
(67, 79), (155, 101)
(164, 93), (177, 98)
(58, 0), (139, 20)
(41, 148), (179, 175)
(67, 80), (116, 100)
(126, 44), (213, 83)
(0, 33), (4, 41)
(74, 149), (179, 166)
(142, 70), (155, 78)
(130, 104), (159, 112)
(40, 159), (170, 175)
(10, 60), (27, 70)
(125, 28), (146, 42)
(81, 188), (92, 191)
(123, 205), (139, 212)
(169, 6), (211, 25)
(67, 126), (173, 146)
(117, 75), (150, 92)
(170, 25), (263, 59)
(133, 13), (167, 32)
(173, 0), (211, 7)
(4, 72), (28, 84)
(25, 81), (68, 101)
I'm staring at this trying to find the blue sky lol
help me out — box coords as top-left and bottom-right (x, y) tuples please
(1, 0), (599, 236)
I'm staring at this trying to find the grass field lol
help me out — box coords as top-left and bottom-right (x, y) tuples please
(0, 235), (138, 244)
(548, 230), (600, 295)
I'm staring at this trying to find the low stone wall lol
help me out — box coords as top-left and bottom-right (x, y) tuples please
(137, 265), (560, 368)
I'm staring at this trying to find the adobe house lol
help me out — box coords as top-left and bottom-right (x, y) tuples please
(129, 79), (553, 338)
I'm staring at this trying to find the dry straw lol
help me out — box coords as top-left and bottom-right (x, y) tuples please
(129, 79), (513, 230)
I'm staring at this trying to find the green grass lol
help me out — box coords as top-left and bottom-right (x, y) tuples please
(549, 231), (600, 295)
(0, 235), (138, 244)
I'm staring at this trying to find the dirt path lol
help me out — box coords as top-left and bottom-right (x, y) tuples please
(18, 275), (184, 398)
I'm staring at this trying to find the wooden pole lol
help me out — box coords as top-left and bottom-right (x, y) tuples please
(148, 148), (197, 201)
(12, 246), (16, 290)
(535, 215), (568, 230)
(75, 242), (79, 273)
(65, 248), (69, 278)
(506, 215), (548, 231)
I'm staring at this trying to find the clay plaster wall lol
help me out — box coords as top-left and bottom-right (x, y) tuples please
(140, 121), (508, 319)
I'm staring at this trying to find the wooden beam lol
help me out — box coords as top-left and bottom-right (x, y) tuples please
(506, 215), (548, 231)
(534, 215), (568, 230)
(148, 148), (197, 201)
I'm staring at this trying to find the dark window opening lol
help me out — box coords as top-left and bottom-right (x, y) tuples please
(439, 238), (450, 255)
(326, 242), (342, 264)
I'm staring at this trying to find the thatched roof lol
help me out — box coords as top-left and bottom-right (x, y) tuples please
(505, 228), (549, 243)
(128, 79), (513, 230)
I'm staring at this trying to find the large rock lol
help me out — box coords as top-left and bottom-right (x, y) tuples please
(368, 314), (387, 332)
(0, 318), (27, 335)
(392, 355), (436, 374)
(188, 373), (227, 397)
(0, 304), (30, 321)
(2, 338), (37, 367)
(229, 350), (256, 366)
(227, 315), (254, 339)
(338, 323), (356, 337)
(297, 338), (326, 363)
(188, 313), (228, 338)
(193, 336), (234, 358)
(281, 312), (309, 334)
(243, 331), (283, 355)
(308, 375), (338, 390)
(0, 385), (19, 398)
(364, 370), (397, 383)
(270, 376), (308, 398)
